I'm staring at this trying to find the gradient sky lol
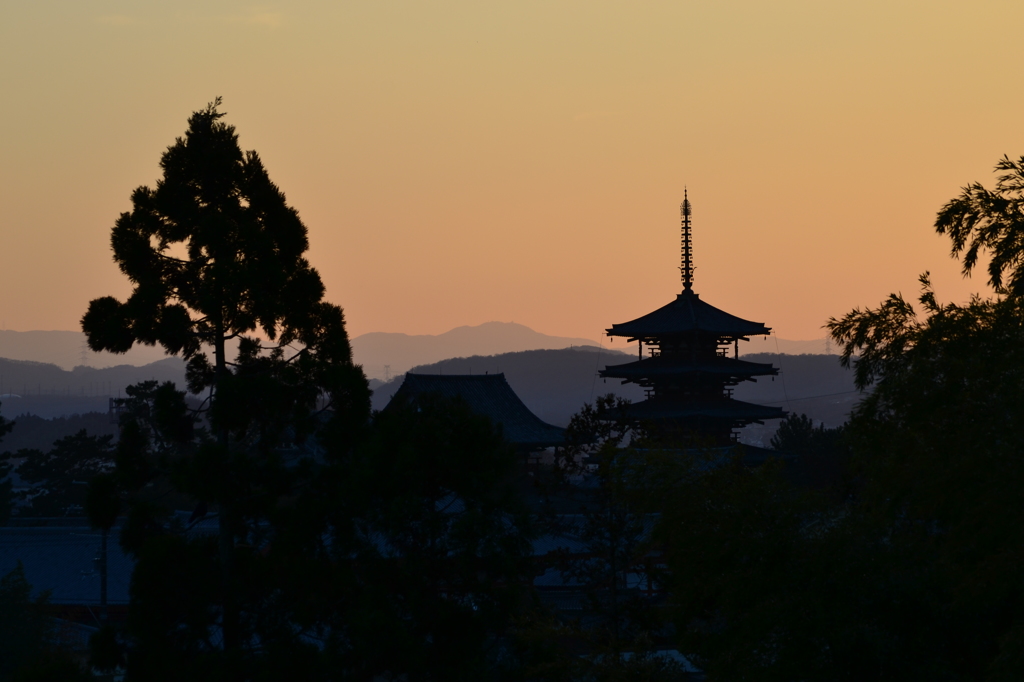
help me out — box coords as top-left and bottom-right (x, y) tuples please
(2, 1), (1022, 344)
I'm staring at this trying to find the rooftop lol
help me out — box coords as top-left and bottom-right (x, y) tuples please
(387, 373), (566, 449)
(607, 289), (771, 339)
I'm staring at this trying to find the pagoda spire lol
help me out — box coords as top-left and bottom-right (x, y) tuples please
(680, 189), (694, 291)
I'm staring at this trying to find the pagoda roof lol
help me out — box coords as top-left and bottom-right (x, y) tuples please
(388, 373), (565, 449)
(607, 289), (771, 339)
(623, 397), (785, 422)
(600, 355), (778, 380)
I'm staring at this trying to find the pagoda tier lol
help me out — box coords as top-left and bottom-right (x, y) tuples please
(607, 288), (771, 342)
(601, 195), (784, 446)
(601, 351), (777, 388)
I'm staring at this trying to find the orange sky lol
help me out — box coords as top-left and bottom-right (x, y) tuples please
(2, 1), (1021, 344)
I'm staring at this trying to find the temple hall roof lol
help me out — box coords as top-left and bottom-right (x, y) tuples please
(600, 355), (778, 381)
(387, 373), (565, 449)
(607, 289), (771, 339)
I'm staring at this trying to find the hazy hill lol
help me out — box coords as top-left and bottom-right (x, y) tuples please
(373, 349), (861, 443)
(0, 324), (599, 377)
(0, 357), (186, 419)
(732, 353), (861, 447)
(352, 322), (600, 380)
(0, 330), (172, 370)
(0, 412), (118, 454)
(740, 337), (833, 355)
(371, 347), (643, 426)
(0, 345), (860, 446)
(0, 325), (836, 379)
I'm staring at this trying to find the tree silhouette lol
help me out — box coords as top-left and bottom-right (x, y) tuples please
(819, 155), (1024, 679)
(16, 430), (114, 517)
(335, 394), (534, 679)
(81, 99), (370, 672)
(0, 406), (13, 524)
(937, 155), (1024, 296)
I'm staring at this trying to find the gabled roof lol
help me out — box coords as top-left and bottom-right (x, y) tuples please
(388, 373), (565, 449)
(600, 355), (778, 381)
(607, 289), (771, 339)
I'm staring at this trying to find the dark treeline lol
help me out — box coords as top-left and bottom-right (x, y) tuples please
(0, 357), (185, 397)
(4, 102), (1024, 681)
(0, 412), (116, 456)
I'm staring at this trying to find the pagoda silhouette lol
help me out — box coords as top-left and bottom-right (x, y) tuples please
(601, 193), (785, 446)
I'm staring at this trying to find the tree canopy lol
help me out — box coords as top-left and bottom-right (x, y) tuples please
(80, 99), (370, 677)
(642, 155), (1024, 680)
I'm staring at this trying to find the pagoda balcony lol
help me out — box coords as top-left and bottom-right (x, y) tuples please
(601, 355), (778, 385)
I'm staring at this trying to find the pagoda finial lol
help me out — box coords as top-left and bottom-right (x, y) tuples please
(680, 189), (693, 291)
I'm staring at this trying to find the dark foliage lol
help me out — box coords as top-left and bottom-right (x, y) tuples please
(0, 405), (13, 523)
(0, 563), (90, 681)
(0, 565), (48, 679)
(825, 276), (1024, 680)
(329, 394), (535, 679)
(523, 395), (686, 680)
(650, 155), (1024, 680)
(770, 413), (848, 489)
(0, 412), (118, 455)
(16, 430), (114, 517)
(936, 154), (1024, 296)
(770, 413), (845, 457)
(79, 99), (371, 678)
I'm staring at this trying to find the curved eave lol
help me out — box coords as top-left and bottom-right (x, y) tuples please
(606, 289), (771, 339)
(600, 356), (778, 380)
(388, 373), (565, 449)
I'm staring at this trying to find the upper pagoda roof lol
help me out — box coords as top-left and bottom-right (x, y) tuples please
(600, 355), (778, 380)
(607, 289), (771, 339)
(387, 373), (565, 449)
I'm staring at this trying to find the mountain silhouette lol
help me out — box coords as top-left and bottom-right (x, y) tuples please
(0, 330), (173, 370)
(352, 322), (599, 380)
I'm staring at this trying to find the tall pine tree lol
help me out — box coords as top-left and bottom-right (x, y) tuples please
(82, 99), (370, 678)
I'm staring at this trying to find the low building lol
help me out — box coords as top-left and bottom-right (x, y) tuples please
(385, 373), (565, 451)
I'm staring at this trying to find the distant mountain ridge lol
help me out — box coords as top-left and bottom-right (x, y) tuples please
(370, 347), (640, 426)
(351, 322), (599, 380)
(0, 356), (187, 419)
(0, 325), (838, 381)
(371, 349), (860, 444)
(0, 330), (173, 370)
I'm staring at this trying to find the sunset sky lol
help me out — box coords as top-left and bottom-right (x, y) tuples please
(2, 1), (1022, 344)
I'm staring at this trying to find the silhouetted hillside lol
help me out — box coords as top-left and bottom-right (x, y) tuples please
(0, 330), (173, 369)
(0, 412), (117, 454)
(734, 353), (861, 446)
(353, 322), (599, 381)
(374, 350), (861, 441)
(372, 347), (642, 426)
(0, 357), (187, 418)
